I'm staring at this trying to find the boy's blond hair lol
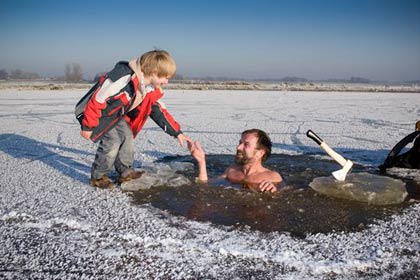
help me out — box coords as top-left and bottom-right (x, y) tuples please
(137, 50), (176, 78)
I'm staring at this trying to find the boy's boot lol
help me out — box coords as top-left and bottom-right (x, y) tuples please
(118, 170), (145, 183)
(90, 175), (115, 189)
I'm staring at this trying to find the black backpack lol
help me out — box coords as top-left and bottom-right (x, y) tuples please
(380, 121), (420, 170)
(74, 76), (105, 125)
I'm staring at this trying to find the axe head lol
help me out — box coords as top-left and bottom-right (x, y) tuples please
(332, 160), (353, 181)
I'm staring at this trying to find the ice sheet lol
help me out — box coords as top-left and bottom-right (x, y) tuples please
(0, 89), (419, 279)
(120, 162), (193, 191)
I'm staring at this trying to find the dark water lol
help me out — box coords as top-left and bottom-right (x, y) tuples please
(131, 154), (419, 237)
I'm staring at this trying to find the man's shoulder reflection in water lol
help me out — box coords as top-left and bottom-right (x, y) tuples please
(188, 129), (283, 193)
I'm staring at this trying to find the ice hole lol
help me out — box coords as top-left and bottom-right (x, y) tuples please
(128, 154), (419, 237)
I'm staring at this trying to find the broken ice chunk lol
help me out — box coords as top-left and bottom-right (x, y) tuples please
(120, 164), (191, 191)
(309, 172), (407, 205)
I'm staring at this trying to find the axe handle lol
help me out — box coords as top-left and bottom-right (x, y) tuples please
(307, 130), (348, 166)
(306, 129), (323, 145)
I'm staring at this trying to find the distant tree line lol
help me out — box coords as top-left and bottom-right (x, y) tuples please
(64, 63), (83, 82)
(0, 65), (377, 85)
(0, 69), (7, 80)
(0, 63), (84, 82)
(0, 69), (40, 80)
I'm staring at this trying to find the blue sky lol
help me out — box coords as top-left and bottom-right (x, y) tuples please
(1, 0), (419, 81)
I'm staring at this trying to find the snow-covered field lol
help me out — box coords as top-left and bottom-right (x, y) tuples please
(0, 89), (419, 279)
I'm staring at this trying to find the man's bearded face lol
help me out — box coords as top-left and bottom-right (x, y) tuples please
(235, 150), (257, 165)
(234, 133), (261, 165)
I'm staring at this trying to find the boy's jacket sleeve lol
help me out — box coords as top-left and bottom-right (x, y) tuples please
(82, 75), (131, 131)
(81, 93), (106, 131)
(124, 87), (182, 138)
(149, 101), (182, 137)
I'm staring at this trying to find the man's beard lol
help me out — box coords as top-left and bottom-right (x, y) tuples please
(235, 151), (254, 165)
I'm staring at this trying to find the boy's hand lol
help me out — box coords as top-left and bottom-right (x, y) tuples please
(177, 134), (192, 147)
(80, 130), (92, 140)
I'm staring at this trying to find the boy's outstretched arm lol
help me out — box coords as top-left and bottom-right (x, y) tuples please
(188, 141), (208, 183)
(149, 101), (192, 146)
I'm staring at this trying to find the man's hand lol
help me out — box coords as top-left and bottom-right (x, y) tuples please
(188, 140), (208, 182)
(256, 180), (278, 193)
(177, 134), (192, 147)
(188, 141), (206, 164)
(80, 130), (92, 140)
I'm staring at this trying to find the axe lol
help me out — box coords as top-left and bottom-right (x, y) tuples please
(306, 130), (353, 181)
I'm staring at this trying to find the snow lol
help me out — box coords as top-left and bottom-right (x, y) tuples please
(0, 89), (419, 279)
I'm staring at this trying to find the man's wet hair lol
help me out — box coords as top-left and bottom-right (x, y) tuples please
(242, 129), (272, 162)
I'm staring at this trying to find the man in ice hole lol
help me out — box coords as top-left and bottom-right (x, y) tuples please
(188, 129), (283, 193)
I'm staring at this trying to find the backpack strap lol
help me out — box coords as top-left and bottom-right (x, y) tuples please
(387, 131), (420, 158)
(128, 73), (146, 112)
(127, 59), (147, 112)
(380, 130), (420, 170)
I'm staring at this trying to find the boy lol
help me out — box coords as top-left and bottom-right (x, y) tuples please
(78, 50), (190, 188)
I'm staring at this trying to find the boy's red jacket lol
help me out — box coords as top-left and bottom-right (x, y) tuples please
(78, 61), (181, 142)
(124, 87), (181, 138)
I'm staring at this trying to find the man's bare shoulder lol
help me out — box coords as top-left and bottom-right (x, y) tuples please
(225, 164), (241, 172)
(224, 164), (282, 184)
(223, 164), (243, 179)
(259, 168), (282, 182)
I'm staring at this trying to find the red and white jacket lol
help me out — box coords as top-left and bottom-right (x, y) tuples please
(80, 61), (181, 142)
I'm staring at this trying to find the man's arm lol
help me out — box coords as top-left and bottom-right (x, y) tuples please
(243, 171), (282, 193)
(188, 141), (208, 183)
(254, 180), (278, 193)
(255, 172), (283, 193)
